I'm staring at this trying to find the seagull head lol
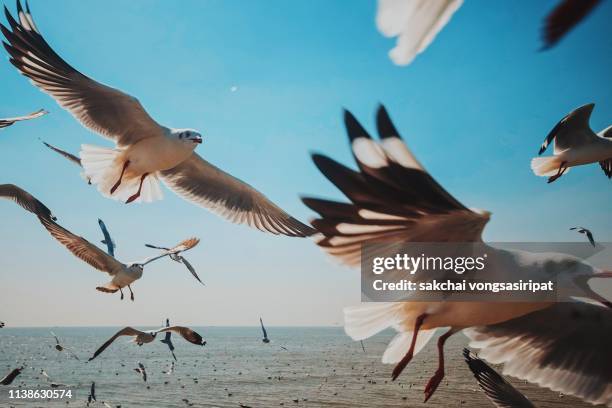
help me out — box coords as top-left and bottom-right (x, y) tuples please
(174, 129), (203, 147)
(566, 264), (612, 309)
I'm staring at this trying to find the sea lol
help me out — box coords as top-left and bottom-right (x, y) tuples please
(0, 327), (596, 407)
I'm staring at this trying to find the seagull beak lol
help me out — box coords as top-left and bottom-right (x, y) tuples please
(192, 137), (202, 144)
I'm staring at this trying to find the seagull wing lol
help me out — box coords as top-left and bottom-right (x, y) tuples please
(1, 1), (165, 147)
(541, 0), (602, 49)
(179, 256), (204, 285)
(0, 368), (22, 385)
(585, 229), (596, 247)
(38, 216), (123, 274)
(0, 183), (56, 220)
(97, 219), (115, 257)
(466, 302), (612, 407)
(463, 349), (535, 408)
(302, 105), (490, 268)
(538, 103), (598, 155)
(160, 153), (315, 237)
(260, 318), (268, 339)
(598, 126), (612, 178)
(90, 382), (96, 401)
(145, 244), (170, 251)
(376, 0), (462, 66)
(50, 331), (59, 344)
(41, 141), (81, 167)
(0, 109), (47, 129)
(157, 326), (205, 346)
(166, 237), (200, 254)
(89, 327), (143, 361)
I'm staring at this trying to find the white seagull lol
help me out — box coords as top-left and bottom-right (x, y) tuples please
(88, 326), (206, 361)
(50, 331), (80, 360)
(0, 184), (199, 301)
(570, 226), (596, 247)
(98, 219), (116, 257)
(0, 108), (47, 129)
(302, 105), (612, 404)
(1, 1), (314, 237)
(145, 241), (203, 285)
(531, 103), (612, 183)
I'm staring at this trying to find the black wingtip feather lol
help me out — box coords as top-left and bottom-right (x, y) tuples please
(376, 104), (402, 140)
(344, 109), (371, 142)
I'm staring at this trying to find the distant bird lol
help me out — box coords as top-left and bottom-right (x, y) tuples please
(134, 362), (147, 382)
(531, 103), (612, 183)
(41, 141), (91, 184)
(1, 1), (314, 237)
(0, 109), (47, 129)
(145, 240), (203, 285)
(260, 318), (270, 343)
(89, 326), (206, 361)
(360, 340), (366, 353)
(160, 318), (177, 361)
(87, 382), (96, 406)
(0, 367), (23, 385)
(464, 349), (535, 408)
(0, 321), (4, 328)
(0, 184), (199, 301)
(163, 361), (175, 375)
(570, 226), (596, 247)
(541, 0), (602, 50)
(98, 219), (116, 257)
(51, 332), (80, 360)
(301, 105), (612, 404)
(40, 369), (50, 380)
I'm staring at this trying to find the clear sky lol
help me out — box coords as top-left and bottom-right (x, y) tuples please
(0, 0), (610, 327)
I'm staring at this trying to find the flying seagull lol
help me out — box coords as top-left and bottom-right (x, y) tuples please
(0, 367), (23, 385)
(98, 219), (116, 257)
(134, 362), (147, 382)
(160, 318), (177, 361)
(531, 103), (612, 183)
(541, 0), (602, 50)
(463, 349), (535, 408)
(0, 109), (47, 129)
(145, 242), (203, 285)
(570, 226), (596, 247)
(88, 326), (206, 361)
(0, 184), (199, 301)
(0, 321), (4, 328)
(163, 361), (175, 375)
(301, 105), (612, 404)
(1, 1), (314, 238)
(51, 331), (80, 360)
(41, 141), (91, 184)
(260, 317), (270, 344)
(87, 382), (96, 406)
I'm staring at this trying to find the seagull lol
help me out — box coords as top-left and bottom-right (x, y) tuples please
(570, 226), (596, 247)
(50, 332), (80, 360)
(160, 318), (177, 361)
(531, 103), (612, 183)
(0, 367), (23, 385)
(0, 109), (47, 129)
(88, 326), (206, 361)
(1, 1), (314, 238)
(463, 349), (535, 408)
(98, 219), (116, 257)
(145, 241), (203, 285)
(260, 317), (270, 343)
(0, 184), (199, 301)
(41, 140), (91, 184)
(301, 105), (612, 404)
(163, 361), (175, 375)
(0, 321), (4, 328)
(541, 0), (602, 50)
(87, 382), (96, 406)
(134, 362), (147, 382)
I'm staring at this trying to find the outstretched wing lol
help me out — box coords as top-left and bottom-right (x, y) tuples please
(1, 1), (165, 147)
(541, 0), (602, 49)
(97, 219), (115, 257)
(302, 105), (490, 268)
(89, 327), (143, 361)
(0, 109), (46, 129)
(0, 183), (56, 220)
(179, 256), (204, 285)
(598, 126), (612, 178)
(260, 317), (268, 339)
(466, 302), (612, 407)
(160, 153), (315, 237)
(0, 368), (22, 385)
(157, 326), (205, 346)
(538, 103), (597, 155)
(463, 349), (535, 408)
(42, 141), (81, 167)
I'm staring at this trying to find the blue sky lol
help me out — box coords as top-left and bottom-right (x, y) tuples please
(0, 0), (610, 326)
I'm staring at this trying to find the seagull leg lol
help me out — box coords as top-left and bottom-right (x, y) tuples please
(547, 161), (567, 183)
(119, 288), (124, 300)
(423, 327), (458, 402)
(126, 173), (148, 204)
(110, 160), (130, 194)
(128, 285), (135, 301)
(391, 313), (427, 381)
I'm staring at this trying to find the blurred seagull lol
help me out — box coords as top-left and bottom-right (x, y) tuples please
(0, 184), (199, 300)
(98, 219), (116, 257)
(260, 317), (270, 343)
(570, 226), (596, 247)
(302, 105), (612, 404)
(0, 109), (47, 129)
(51, 331), (80, 360)
(463, 349), (535, 408)
(1, 1), (314, 237)
(160, 318), (177, 361)
(88, 326), (206, 361)
(134, 362), (147, 382)
(0, 367), (23, 385)
(0, 321), (4, 328)
(87, 382), (96, 406)
(145, 241), (203, 285)
(541, 0), (602, 49)
(41, 140), (91, 184)
(163, 361), (175, 375)
(531, 103), (612, 183)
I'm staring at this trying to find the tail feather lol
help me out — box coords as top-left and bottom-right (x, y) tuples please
(381, 329), (438, 363)
(344, 303), (405, 340)
(531, 156), (565, 177)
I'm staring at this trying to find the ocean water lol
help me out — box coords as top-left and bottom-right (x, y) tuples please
(0, 327), (594, 408)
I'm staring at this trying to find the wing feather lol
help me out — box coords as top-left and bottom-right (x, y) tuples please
(88, 327), (143, 361)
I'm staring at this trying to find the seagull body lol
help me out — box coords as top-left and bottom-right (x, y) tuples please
(0, 321), (4, 328)
(260, 317), (270, 343)
(302, 106), (612, 404)
(0, 109), (47, 129)
(160, 318), (177, 361)
(0, 367), (23, 385)
(531, 103), (612, 182)
(570, 226), (596, 247)
(0, 184), (198, 300)
(1, 1), (314, 237)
